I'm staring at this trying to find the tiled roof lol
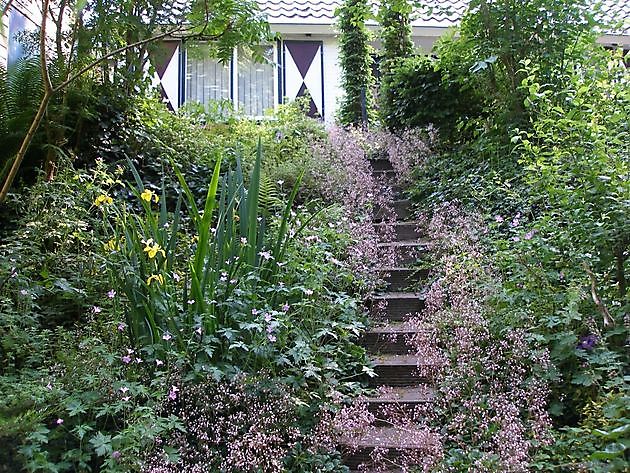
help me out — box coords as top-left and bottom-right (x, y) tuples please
(599, 0), (630, 35)
(258, 0), (629, 35)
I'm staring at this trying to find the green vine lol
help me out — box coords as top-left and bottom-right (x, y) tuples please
(336, 0), (375, 126)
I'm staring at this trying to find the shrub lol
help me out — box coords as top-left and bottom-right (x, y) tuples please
(380, 55), (482, 137)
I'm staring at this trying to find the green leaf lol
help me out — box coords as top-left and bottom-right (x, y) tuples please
(89, 432), (112, 457)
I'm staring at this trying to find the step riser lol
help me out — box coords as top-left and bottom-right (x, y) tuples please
(361, 333), (413, 355)
(369, 159), (394, 172)
(370, 365), (428, 387)
(372, 170), (396, 182)
(384, 269), (429, 292)
(368, 401), (430, 420)
(370, 299), (425, 321)
(374, 201), (411, 222)
(393, 246), (427, 266)
(343, 449), (413, 470)
(377, 225), (423, 242)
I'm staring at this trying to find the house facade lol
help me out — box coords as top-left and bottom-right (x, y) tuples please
(154, 0), (630, 125)
(1, 0), (40, 68)
(154, 0), (471, 124)
(2, 0), (628, 124)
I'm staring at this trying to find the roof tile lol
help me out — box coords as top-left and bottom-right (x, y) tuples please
(258, 0), (629, 35)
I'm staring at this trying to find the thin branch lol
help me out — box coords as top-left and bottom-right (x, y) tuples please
(583, 263), (615, 327)
(52, 24), (226, 93)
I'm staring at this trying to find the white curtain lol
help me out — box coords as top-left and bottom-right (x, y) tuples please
(237, 46), (274, 117)
(185, 53), (230, 105)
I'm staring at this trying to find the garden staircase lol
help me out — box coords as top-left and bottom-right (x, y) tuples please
(340, 157), (440, 472)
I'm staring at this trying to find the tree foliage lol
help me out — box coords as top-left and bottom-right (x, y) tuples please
(0, 0), (272, 202)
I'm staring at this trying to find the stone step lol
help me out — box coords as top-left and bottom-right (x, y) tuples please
(379, 240), (430, 266)
(367, 386), (435, 421)
(360, 323), (428, 354)
(374, 199), (412, 222)
(341, 426), (440, 470)
(375, 222), (423, 242)
(381, 267), (429, 292)
(370, 293), (425, 322)
(370, 354), (432, 387)
(369, 158), (394, 172)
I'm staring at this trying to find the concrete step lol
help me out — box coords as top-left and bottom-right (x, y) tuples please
(381, 267), (430, 292)
(374, 199), (412, 222)
(360, 323), (429, 354)
(375, 222), (423, 242)
(370, 292), (426, 321)
(341, 426), (440, 470)
(370, 354), (432, 387)
(369, 158), (394, 172)
(379, 240), (430, 266)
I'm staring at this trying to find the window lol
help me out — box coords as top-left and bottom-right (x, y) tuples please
(184, 44), (276, 117)
(236, 46), (275, 117)
(7, 9), (27, 67)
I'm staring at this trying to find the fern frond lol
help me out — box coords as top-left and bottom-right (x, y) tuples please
(258, 172), (281, 215)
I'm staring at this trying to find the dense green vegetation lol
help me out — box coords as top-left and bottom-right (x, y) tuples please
(389, 0), (629, 470)
(1, 0), (628, 471)
(0, 94), (376, 470)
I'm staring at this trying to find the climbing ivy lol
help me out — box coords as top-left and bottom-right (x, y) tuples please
(378, 0), (414, 129)
(378, 0), (413, 62)
(336, 0), (375, 126)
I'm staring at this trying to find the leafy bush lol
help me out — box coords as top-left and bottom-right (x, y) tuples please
(380, 55), (481, 136)
(401, 2), (628, 470)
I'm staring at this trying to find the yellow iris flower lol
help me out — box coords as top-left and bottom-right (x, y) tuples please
(146, 274), (164, 286)
(104, 238), (120, 251)
(140, 189), (159, 203)
(94, 194), (113, 206)
(142, 238), (166, 259)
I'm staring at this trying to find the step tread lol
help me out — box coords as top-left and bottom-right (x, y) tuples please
(372, 354), (432, 366)
(367, 386), (435, 404)
(372, 292), (424, 300)
(380, 266), (427, 271)
(341, 425), (439, 449)
(366, 323), (429, 334)
(378, 239), (430, 248)
(374, 221), (422, 227)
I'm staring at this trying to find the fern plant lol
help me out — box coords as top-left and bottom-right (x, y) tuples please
(0, 58), (45, 183)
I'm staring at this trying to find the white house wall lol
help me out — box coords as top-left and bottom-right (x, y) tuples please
(321, 37), (340, 126)
(1, 0), (40, 69)
(1, 15), (8, 68)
